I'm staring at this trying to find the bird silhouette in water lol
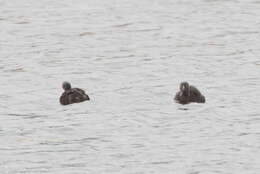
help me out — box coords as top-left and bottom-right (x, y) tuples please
(59, 81), (90, 105)
(174, 82), (205, 104)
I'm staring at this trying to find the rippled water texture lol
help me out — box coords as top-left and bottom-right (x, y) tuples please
(1, 0), (260, 173)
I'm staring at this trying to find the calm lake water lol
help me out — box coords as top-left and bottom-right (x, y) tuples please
(1, 0), (260, 173)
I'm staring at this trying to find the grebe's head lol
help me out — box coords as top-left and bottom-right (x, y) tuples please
(62, 81), (71, 91)
(180, 82), (190, 95)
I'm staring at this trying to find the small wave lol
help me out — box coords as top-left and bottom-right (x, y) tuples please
(16, 21), (30, 24)
(79, 32), (95, 36)
(113, 23), (133, 28)
(127, 27), (161, 33)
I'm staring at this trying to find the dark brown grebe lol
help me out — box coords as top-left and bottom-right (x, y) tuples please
(174, 82), (205, 104)
(60, 81), (90, 105)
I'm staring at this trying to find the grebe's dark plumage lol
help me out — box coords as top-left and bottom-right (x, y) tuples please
(174, 82), (205, 104)
(60, 81), (90, 105)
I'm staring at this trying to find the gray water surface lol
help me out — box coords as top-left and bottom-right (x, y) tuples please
(1, 0), (260, 173)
